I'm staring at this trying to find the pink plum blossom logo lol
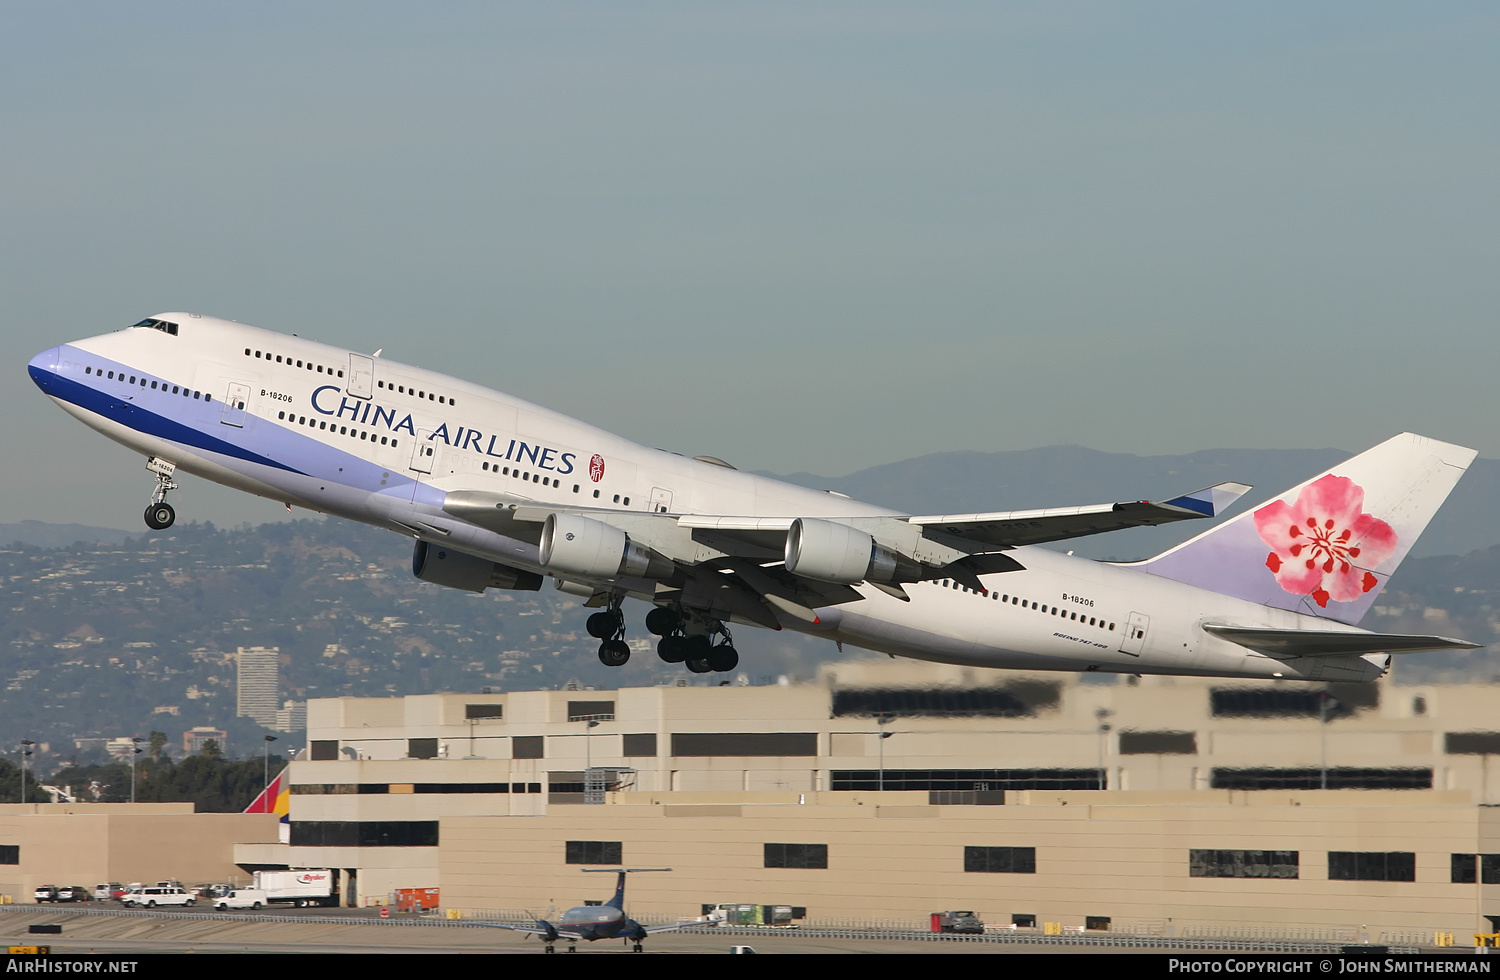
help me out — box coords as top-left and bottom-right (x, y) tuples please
(1252, 474), (1398, 607)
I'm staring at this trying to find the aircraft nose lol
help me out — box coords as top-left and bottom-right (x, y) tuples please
(28, 347), (60, 391)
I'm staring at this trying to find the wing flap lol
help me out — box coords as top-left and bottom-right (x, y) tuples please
(1203, 624), (1481, 657)
(910, 482), (1252, 549)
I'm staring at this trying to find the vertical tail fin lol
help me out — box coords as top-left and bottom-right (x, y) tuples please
(608, 870), (627, 910)
(1135, 433), (1475, 625)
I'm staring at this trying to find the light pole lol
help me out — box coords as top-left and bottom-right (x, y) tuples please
(129, 737), (144, 803)
(263, 735), (278, 791)
(19, 740), (34, 803)
(1319, 693), (1340, 790)
(1095, 708), (1113, 790)
(876, 714), (894, 791)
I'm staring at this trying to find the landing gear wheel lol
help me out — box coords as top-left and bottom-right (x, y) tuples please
(598, 639), (630, 667)
(645, 606), (680, 636)
(686, 657), (713, 674)
(144, 502), (175, 530)
(707, 645), (739, 672)
(657, 636), (687, 663)
(586, 611), (622, 639)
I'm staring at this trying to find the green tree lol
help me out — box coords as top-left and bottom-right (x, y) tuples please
(148, 731), (167, 761)
(0, 758), (50, 803)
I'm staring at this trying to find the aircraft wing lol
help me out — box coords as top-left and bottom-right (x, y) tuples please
(907, 482), (1252, 549)
(477, 922), (586, 941)
(438, 481), (1248, 619)
(1202, 624), (1481, 657)
(644, 921), (718, 935)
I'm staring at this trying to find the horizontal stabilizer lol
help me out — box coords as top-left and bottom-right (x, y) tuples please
(1203, 623), (1480, 657)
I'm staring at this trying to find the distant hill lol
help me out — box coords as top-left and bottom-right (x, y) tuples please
(0, 520), (135, 549)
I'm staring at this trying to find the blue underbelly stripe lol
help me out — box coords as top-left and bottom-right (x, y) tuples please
(30, 365), (306, 475)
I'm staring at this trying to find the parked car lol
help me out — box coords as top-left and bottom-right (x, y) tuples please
(94, 883), (125, 902)
(214, 888), (268, 911)
(55, 886), (91, 903)
(33, 885), (58, 904)
(122, 886), (195, 908)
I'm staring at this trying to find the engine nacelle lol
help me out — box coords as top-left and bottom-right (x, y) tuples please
(784, 518), (922, 584)
(411, 541), (543, 593)
(539, 513), (674, 581)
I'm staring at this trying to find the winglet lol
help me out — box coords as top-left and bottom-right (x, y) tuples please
(1161, 482), (1252, 518)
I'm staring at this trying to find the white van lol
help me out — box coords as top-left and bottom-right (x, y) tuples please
(122, 886), (195, 908)
(215, 888), (268, 911)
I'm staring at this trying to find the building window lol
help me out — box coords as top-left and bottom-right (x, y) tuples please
(1328, 851), (1416, 882)
(407, 738), (438, 759)
(833, 769), (1099, 792)
(289, 821), (439, 847)
(0, 845), (17, 865)
(512, 735), (544, 759)
(1012, 914), (1036, 928)
(1451, 854), (1500, 884)
(567, 700), (615, 722)
(1445, 732), (1500, 755)
(1119, 731), (1197, 755)
(1189, 849), (1299, 879)
(670, 733), (817, 757)
(764, 843), (827, 869)
(464, 703), (504, 720)
(566, 841), (622, 865)
(310, 740), (340, 761)
(622, 733), (657, 757)
(1210, 768), (1431, 790)
(964, 846), (1036, 874)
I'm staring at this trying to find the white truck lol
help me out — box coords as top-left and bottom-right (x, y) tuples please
(252, 869), (338, 908)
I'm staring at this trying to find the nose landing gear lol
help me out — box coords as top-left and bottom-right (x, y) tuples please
(143, 457), (178, 530)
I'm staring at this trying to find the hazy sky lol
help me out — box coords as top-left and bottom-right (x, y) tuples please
(3, 2), (1496, 530)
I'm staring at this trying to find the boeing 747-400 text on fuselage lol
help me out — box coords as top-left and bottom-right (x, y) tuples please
(28, 314), (1481, 681)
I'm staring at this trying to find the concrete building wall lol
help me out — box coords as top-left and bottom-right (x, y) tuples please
(0, 804), (279, 899)
(437, 792), (1500, 938)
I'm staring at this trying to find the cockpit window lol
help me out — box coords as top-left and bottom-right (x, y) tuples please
(131, 318), (179, 336)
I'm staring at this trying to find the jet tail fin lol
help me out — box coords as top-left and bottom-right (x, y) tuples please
(1133, 433), (1476, 625)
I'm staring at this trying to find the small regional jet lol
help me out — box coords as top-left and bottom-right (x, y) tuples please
(487, 868), (698, 953)
(28, 313), (1481, 682)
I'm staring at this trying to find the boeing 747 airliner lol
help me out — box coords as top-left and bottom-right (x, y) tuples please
(28, 313), (1480, 681)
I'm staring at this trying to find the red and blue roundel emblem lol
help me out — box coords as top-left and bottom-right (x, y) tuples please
(589, 454), (605, 482)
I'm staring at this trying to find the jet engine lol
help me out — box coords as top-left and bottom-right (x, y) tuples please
(784, 518), (924, 585)
(411, 541), (543, 593)
(539, 513), (675, 581)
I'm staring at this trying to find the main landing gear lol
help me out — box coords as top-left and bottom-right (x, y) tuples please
(143, 457), (178, 530)
(647, 605), (739, 674)
(587, 595), (631, 667)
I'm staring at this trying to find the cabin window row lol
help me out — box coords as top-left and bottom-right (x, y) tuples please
(244, 347), (344, 378)
(376, 379), (454, 406)
(480, 461), (559, 487)
(277, 411), (398, 447)
(936, 579), (1114, 631)
(85, 366), (209, 402)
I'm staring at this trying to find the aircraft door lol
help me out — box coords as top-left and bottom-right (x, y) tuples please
(1119, 612), (1150, 657)
(649, 487), (673, 514)
(409, 429), (436, 474)
(347, 354), (374, 399)
(220, 382), (250, 427)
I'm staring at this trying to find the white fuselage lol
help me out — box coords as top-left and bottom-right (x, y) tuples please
(28, 314), (1387, 682)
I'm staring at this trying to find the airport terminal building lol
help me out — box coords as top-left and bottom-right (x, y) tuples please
(236, 661), (1500, 940)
